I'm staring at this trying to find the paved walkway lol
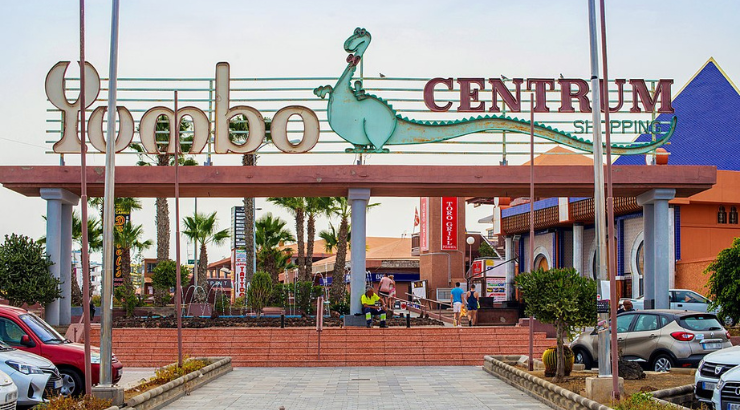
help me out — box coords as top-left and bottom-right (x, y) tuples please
(162, 366), (550, 410)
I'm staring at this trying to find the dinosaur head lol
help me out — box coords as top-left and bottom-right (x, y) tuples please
(344, 27), (371, 65)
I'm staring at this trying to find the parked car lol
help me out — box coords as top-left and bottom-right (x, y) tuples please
(713, 364), (740, 410)
(694, 345), (740, 404)
(571, 310), (732, 372)
(631, 289), (715, 313)
(0, 341), (60, 407)
(0, 305), (122, 396)
(0, 369), (18, 410)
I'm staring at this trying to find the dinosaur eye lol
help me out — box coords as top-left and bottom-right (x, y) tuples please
(360, 29), (366, 35)
(354, 28), (361, 35)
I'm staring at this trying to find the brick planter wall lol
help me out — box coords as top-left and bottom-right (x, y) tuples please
(91, 327), (552, 367)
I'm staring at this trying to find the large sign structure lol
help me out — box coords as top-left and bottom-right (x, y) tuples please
(45, 29), (676, 159)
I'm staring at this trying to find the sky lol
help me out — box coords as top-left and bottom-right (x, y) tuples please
(1, 0), (739, 264)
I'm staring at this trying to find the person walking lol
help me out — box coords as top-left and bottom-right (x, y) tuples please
(450, 282), (464, 327)
(465, 284), (479, 326)
(361, 287), (387, 328)
(378, 273), (394, 308)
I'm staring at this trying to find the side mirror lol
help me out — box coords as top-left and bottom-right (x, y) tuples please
(20, 335), (35, 348)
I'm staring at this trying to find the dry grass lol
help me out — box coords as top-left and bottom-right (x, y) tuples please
(124, 358), (210, 401)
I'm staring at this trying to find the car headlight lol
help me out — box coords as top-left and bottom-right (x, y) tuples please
(91, 353), (101, 364)
(5, 360), (44, 375)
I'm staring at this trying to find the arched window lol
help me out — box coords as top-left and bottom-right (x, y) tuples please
(730, 206), (738, 224)
(718, 206), (727, 224)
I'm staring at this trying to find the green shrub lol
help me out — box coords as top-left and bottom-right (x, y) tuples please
(91, 295), (101, 306)
(613, 392), (677, 410)
(248, 271), (272, 317)
(0, 234), (61, 307)
(233, 296), (246, 308)
(294, 281), (323, 316)
(214, 294), (230, 313)
(268, 283), (287, 307)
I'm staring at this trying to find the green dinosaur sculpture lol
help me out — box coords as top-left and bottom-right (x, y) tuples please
(314, 27), (676, 154)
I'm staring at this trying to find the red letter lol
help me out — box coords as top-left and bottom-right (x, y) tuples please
(488, 78), (523, 112)
(423, 77), (453, 112)
(457, 78), (486, 112)
(558, 79), (591, 113)
(629, 79), (674, 113)
(526, 79), (556, 112)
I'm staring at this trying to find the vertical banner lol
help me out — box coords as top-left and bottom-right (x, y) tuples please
(420, 197), (429, 251)
(441, 197), (458, 250)
(113, 205), (130, 287)
(234, 248), (247, 298)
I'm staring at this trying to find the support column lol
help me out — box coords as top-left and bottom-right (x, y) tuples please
(637, 189), (675, 310)
(40, 188), (79, 326)
(573, 223), (584, 276)
(642, 204), (655, 309)
(505, 236), (515, 300)
(345, 188), (371, 327)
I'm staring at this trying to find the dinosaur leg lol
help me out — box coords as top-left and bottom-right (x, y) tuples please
(313, 85), (333, 99)
(353, 80), (368, 100)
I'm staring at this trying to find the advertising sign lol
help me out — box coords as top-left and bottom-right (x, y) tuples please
(231, 206), (246, 249)
(486, 277), (507, 302)
(471, 260), (483, 278)
(441, 197), (457, 250)
(113, 206), (130, 287)
(420, 197), (428, 251)
(234, 248), (247, 298)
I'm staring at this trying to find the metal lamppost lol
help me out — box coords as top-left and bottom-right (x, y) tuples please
(466, 236), (475, 287)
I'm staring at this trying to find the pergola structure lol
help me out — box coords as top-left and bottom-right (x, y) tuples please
(0, 164), (717, 326)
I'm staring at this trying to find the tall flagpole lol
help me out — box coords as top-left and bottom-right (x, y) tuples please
(528, 93), (535, 371)
(100, 0), (120, 386)
(588, 0), (611, 378)
(174, 91), (184, 368)
(78, 0), (93, 395)
(599, 0), (620, 399)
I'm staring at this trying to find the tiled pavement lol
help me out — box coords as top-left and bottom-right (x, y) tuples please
(162, 366), (551, 410)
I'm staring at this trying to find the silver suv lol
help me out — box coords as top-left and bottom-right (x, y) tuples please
(571, 310), (732, 372)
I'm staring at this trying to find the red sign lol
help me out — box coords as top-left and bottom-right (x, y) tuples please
(471, 260), (483, 278)
(441, 197), (457, 250)
(420, 198), (429, 251)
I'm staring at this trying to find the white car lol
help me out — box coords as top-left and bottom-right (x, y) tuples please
(0, 369), (18, 410)
(0, 342), (60, 406)
(695, 345), (740, 404)
(713, 364), (740, 410)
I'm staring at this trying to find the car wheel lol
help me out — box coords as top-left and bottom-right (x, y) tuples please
(651, 354), (673, 372)
(60, 367), (84, 397)
(573, 348), (593, 370)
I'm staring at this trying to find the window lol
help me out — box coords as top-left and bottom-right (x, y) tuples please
(633, 314), (659, 332)
(0, 318), (27, 346)
(731, 206), (738, 224)
(718, 206), (727, 224)
(616, 314), (635, 333)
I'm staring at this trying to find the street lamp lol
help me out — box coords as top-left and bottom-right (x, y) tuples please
(466, 236), (475, 287)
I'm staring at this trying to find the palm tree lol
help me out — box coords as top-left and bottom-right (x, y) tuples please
(182, 211), (229, 291)
(304, 197), (334, 279)
(255, 213), (295, 283)
(231, 116), (272, 283)
(318, 223), (340, 253)
(268, 197), (307, 280)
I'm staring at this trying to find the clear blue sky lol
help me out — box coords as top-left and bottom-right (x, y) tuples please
(1, 0), (738, 262)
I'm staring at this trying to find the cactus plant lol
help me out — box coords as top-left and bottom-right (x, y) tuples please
(542, 345), (574, 377)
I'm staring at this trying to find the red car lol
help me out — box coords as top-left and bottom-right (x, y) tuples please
(0, 305), (123, 396)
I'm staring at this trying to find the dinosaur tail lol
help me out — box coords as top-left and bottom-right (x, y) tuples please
(388, 115), (676, 155)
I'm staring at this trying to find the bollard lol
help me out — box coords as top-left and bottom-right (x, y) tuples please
(406, 314), (411, 328)
(280, 313), (285, 328)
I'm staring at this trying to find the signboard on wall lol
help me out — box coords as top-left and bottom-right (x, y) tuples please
(231, 206), (246, 249)
(486, 277), (507, 302)
(420, 198), (429, 251)
(441, 197), (457, 250)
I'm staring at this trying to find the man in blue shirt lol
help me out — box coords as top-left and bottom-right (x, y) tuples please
(450, 282), (464, 327)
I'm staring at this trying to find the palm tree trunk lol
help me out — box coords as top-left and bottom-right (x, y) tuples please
(154, 154), (170, 306)
(305, 213), (316, 281)
(198, 243), (208, 293)
(296, 208), (306, 281)
(242, 153), (256, 283)
(330, 217), (349, 304)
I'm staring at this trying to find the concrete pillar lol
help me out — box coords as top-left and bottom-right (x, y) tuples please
(40, 188), (79, 326)
(346, 188), (370, 326)
(637, 189), (676, 310)
(573, 223), (584, 276)
(505, 236), (515, 300)
(642, 204), (655, 309)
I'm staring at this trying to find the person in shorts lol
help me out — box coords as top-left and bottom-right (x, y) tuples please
(450, 282), (464, 327)
(378, 273), (394, 308)
(465, 284), (479, 326)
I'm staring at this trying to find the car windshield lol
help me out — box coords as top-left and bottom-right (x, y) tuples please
(20, 313), (65, 343)
(0, 340), (12, 352)
(678, 315), (723, 331)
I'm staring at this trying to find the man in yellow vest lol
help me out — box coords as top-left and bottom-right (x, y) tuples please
(361, 287), (387, 328)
